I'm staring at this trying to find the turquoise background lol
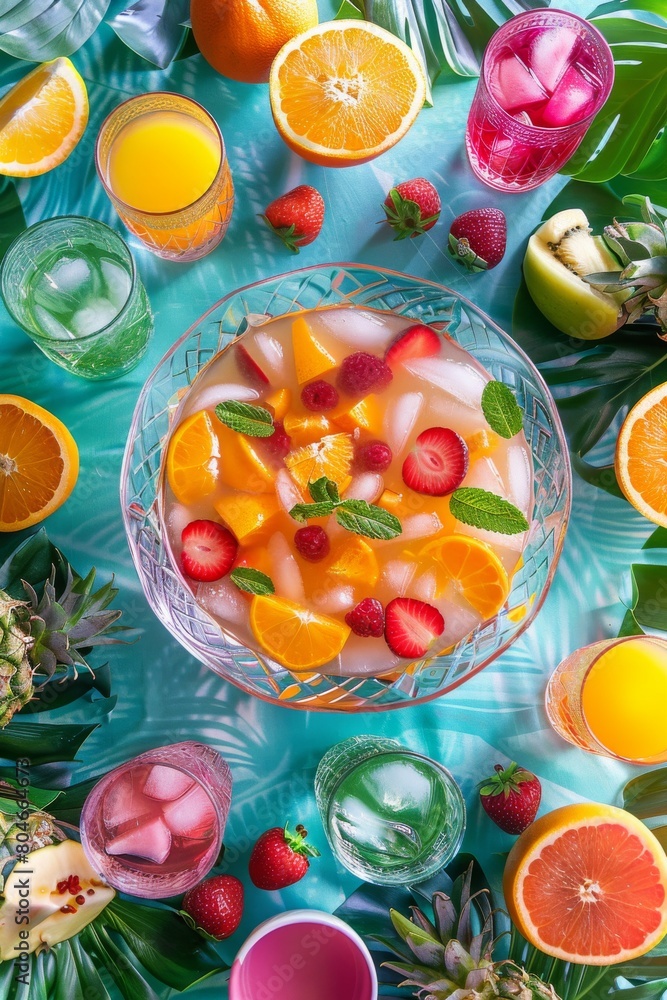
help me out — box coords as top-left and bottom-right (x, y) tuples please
(0, 1), (659, 995)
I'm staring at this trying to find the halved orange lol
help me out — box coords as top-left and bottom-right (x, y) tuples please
(419, 535), (509, 619)
(0, 59), (89, 177)
(327, 538), (379, 587)
(166, 411), (220, 505)
(270, 20), (426, 166)
(616, 383), (667, 526)
(0, 395), (78, 532)
(285, 432), (353, 492)
(250, 595), (350, 670)
(504, 802), (667, 965)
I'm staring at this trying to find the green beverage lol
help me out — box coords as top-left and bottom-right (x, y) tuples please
(2, 217), (153, 380)
(315, 736), (465, 885)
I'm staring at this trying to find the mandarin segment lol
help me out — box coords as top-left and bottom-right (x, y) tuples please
(216, 422), (274, 493)
(266, 388), (292, 421)
(167, 411), (220, 505)
(331, 395), (383, 435)
(214, 493), (281, 543)
(285, 432), (353, 492)
(249, 595), (350, 670)
(291, 317), (337, 384)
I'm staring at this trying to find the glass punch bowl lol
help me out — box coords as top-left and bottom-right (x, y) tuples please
(121, 264), (571, 711)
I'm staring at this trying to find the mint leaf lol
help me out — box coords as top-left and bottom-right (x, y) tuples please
(289, 501), (337, 523)
(215, 401), (275, 437)
(308, 477), (340, 504)
(336, 501), (402, 540)
(230, 567), (275, 596)
(450, 488), (529, 535)
(481, 381), (523, 439)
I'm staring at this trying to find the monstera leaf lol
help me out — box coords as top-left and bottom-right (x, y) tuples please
(0, 0), (110, 60)
(107, 0), (190, 68)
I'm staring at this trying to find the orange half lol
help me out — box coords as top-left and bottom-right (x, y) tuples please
(0, 395), (79, 531)
(616, 383), (667, 526)
(270, 20), (426, 166)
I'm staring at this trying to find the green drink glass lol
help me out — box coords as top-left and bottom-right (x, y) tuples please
(315, 736), (466, 885)
(1, 216), (153, 380)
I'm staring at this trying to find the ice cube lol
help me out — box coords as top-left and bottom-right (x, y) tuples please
(162, 783), (217, 839)
(166, 503), (191, 550)
(275, 467), (305, 515)
(489, 54), (547, 112)
(198, 576), (248, 626)
(33, 305), (75, 341)
(327, 633), (400, 677)
(542, 64), (596, 128)
(143, 765), (195, 802)
(380, 559), (416, 597)
(106, 814), (172, 863)
(413, 568), (438, 602)
(345, 472), (383, 504)
(401, 512), (443, 541)
(383, 392), (423, 455)
(313, 585), (355, 614)
(181, 383), (259, 418)
(103, 772), (154, 830)
(529, 27), (579, 93)
(497, 442), (533, 516)
(426, 392), (486, 437)
(405, 358), (487, 408)
(437, 596), (482, 647)
(69, 298), (119, 337)
(314, 306), (394, 351)
(463, 456), (506, 496)
(47, 256), (94, 294)
(252, 331), (285, 375)
(513, 110), (533, 125)
(268, 532), (306, 602)
(100, 259), (131, 311)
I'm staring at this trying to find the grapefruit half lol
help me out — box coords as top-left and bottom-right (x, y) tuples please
(504, 802), (667, 965)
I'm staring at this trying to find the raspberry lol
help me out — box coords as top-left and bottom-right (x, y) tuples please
(262, 421), (291, 460)
(337, 352), (393, 396)
(294, 526), (330, 562)
(356, 440), (392, 472)
(301, 380), (339, 412)
(345, 598), (385, 638)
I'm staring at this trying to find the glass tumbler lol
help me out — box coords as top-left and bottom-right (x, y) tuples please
(466, 9), (614, 192)
(315, 735), (466, 885)
(95, 92), (235, 261)
(80, 741), (232, 897)
(1, 216), (153, 380)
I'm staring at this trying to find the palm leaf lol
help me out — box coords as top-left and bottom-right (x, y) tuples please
(0, 0), (110, 61)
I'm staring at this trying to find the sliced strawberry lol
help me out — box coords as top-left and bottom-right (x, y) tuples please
(385, 324), (441, 367)
(402, 427), (468, 496)
(384, 598), (445, 658)
(181, 520), (237, 582)
(236, 343), (270, 386)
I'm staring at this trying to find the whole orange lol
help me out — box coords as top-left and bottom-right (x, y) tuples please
(191, 0), (319, 84)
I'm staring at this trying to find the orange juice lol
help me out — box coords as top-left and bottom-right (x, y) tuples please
(108, 111), (220, 213)
(582, 637), (667, 760)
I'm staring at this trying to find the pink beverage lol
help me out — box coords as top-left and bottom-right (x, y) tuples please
(230, 911), (378, 1000)
(80, 741), (232, 898)
(466, 9), (614, 192)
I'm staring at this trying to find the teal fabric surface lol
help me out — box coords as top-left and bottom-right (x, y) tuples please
(0, 1), (655, 995)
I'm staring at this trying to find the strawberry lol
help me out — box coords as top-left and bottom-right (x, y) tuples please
(382, 178), (441, 240)
(479, 761), (542, 834)
(346, 598), (384, 638)
(181, 875), (244, 941)
(249, 824), (320, 891)
(261, 185), (325, 253)
(385, 324), (441, 367)
(402, 427), (468, 496)
(181, 520), (238, 582)
(384, 597), (444, 658)
(448, 208), (506, 272)
(236, 343), (269, 386)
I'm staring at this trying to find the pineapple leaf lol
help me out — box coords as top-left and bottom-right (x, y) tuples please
(433, 890), (458, 943)
(391, 907), (429, 944)
(410, 904), (440, 938)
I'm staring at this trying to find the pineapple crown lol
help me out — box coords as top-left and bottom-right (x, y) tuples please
(583, 196), (667, 332)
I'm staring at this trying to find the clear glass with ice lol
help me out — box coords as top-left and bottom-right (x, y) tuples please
(466, 10), (614, 192)
(80, 741), (232, 897)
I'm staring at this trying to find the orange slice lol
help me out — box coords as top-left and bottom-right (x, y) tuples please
(270, 20), (426, 166)
(377, 488), (403, 512)
(0, 395), (78, 532)
(419, 535), (509, 619)
(332, 395), (383, 435)
(285, 432), (353, 492)
(217, 422), (273, 493)
(283, 412), (333, 445)
(266, 388), (292, 421)
(616, 383), (667, 526)
(214, 493), (280, 543)
(328, 538), (379, 587)
(250, 595), (350, 670)
(504, 802), (667, 965)
(292, 317), (337, 384)
(0, 59), (89, 177)
(167, 411), (220, 505)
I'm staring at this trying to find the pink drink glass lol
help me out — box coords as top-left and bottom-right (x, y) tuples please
(466, 9), (614, 192)
(80, 741), (232, 898)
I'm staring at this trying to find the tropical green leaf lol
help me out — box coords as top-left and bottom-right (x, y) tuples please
(0, 529), (59, 600)
(624, 564), (667, 631)
(335, 0), (364, 16)
(0, 0), (110, 60)
(643, 527), (667, 549)
(618, 608), (645, 637)
(0, 776), (61, 813)
(562, 1), (667, 182)
(0, 179), (26, 265)
(28, 662), (113, 713)
(107, 0), (190, 69)
(0, 721), (97, 764)
(47, 777), (98, 825)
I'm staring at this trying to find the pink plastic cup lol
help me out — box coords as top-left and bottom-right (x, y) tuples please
(229, 910), (378, 1000)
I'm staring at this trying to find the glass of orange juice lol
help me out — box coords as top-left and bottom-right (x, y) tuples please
(545, 635), (667, 764)
(95, 93), (234, 262)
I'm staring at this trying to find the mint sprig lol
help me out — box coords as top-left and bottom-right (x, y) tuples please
(481, 381), (523, 439)
(450, 488), (529, 535)
(229, 567), (275, 595)
(215, 401), (275, 437)
(288, 477), (401, 541)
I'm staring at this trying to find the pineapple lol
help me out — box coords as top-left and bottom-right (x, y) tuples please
(384, 863), (560, 1000)
(0, 564), (124, 728)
